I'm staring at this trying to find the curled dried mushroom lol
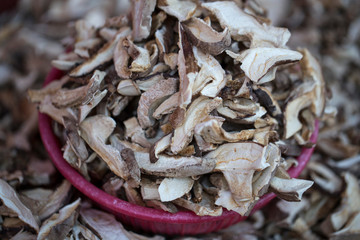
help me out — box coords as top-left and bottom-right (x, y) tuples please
(30, 0), (325, 217)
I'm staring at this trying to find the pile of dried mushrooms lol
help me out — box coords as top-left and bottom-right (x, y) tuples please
(28, 0), (326, 217)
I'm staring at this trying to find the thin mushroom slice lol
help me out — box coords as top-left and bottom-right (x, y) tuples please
(178, 23), (199, 108)
(299, 48), (326, 118)
(80, 207), (134, 240)
(37, 198), (80, 240)
(205, 142), (269, 204)
(173, 192), (223, 216)
(131, 0), (157, 42)
(192, 46), (226, 97)
(270, 176), (314, 201)
(252, 143), (281, 196)
(80, 115), (129, 180)
(283, 81), (315, 139)
(327, 172), (360, 232)
(134, 152), (216, 177)
(194, 118), (255, 145)
(202, 1), (291, 47)
(117, 79), (141, 96)
(51, 70), (106, 108)
(150, 133), (172, 163)
(215, 188), (257, 216)
(171, 96), (222, 154)
(158, 0), (197, 21)
(137, 77), (178, 129)
(0, 179), (39, 232)
(307, 162), (343, 194)
(70, 28), (131, 77)
(158, 177), (194, 202)
(226, 48), (303, 83)
(182, 17), (231, 56)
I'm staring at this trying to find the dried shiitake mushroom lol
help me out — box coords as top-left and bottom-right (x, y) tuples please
(29, 0), (326, 217)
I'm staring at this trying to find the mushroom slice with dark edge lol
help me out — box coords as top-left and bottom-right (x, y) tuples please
(158, 177), (194, 202)
(202, 1), (291, 48)
(51, 70), (106, 108)
(252, 85), (282, 120)
(0, 179), (39, 232)
(78, 89), (107, 122)
(152, 92), (180, 120)
(299, 48), (326, 118)
(134, 152), (215, 177)
(63, 116), (88, 162)
(150, 133), (172, 163)
(124, 117), (152, 148)
(226, 48), (303, 83)
(217, 102), (267, 124)
(158, 0), (197, 21)
(252, 143), (281, 196)
(120, 148), (141, 187)
(171, 96), (222, 154)
(173, 192), (222, 216)
(192, 46), (226, 97)
(182, 17), (231, 56)
(283, 81), (315, 139)
(137, 77), (178, 129)
(79, 115), (129, 180)
(131, 0), (156, 42)
(37, 198), (80, 240)
(205, 142), (269, 204)
(194, 118), (255, 145)
(69, 27), (131, 77)
(270, 176), (314, 201)
(178, 23), (199, 108)
(126, 39), (152, 73)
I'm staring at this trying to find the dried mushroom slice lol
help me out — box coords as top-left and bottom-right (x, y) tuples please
(37, 198), (80, 240)
(226, 48), (303, 83)
(192, 46), (226, 97)
(270, 177), (314, 201)
(0, 179), (39, 232)
(135, 152), (215, 177)
(182, 17), (231, 56)
(178, 23), (199, 108)
(70, 28), (131, 77)
(299, 48), (326, 117)
(80, 115), (129, 180)
(205, 142), (269, 203)
(202, 1), (291, 47)
(158, 177), (194, 202)
(171, 96), (222, 154)
(194, 118), (255, 145)
(131, 0), (157, 41)
(158, 0), (197, 21)
(137, 77), (178, 129)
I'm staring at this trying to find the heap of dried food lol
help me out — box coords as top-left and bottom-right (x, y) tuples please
(29, 0), (326, 217)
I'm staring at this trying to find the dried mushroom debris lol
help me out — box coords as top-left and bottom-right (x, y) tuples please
(28, 0), (328, 217)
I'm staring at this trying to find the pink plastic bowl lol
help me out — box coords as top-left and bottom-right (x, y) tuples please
(39, 68), (319, 236)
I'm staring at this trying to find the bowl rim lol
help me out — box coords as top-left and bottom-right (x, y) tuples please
(38, 67), (319, 224)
